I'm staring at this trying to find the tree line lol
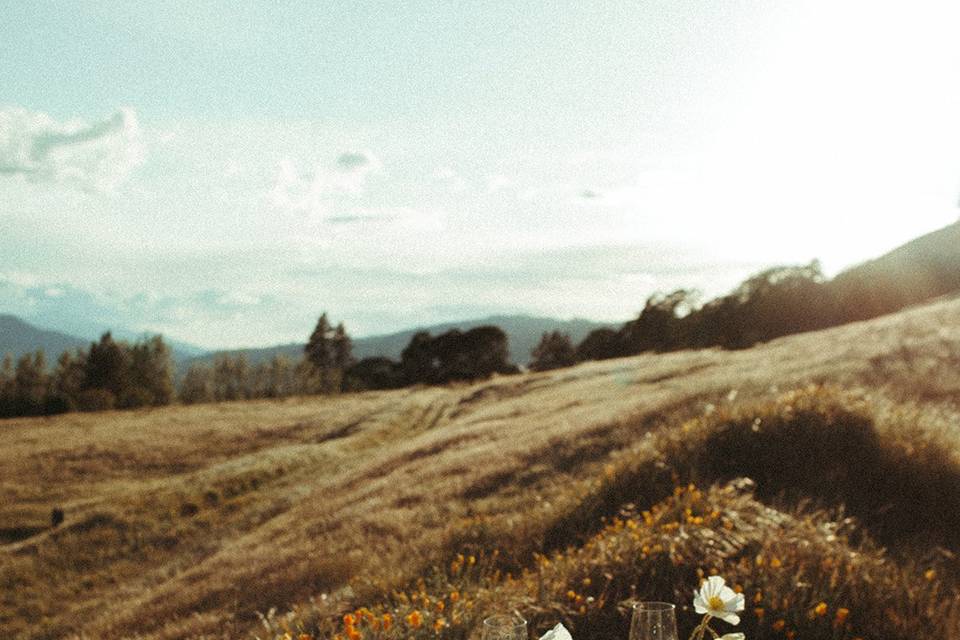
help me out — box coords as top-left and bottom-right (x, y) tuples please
(526, 259), (947, 372)
(178, 313), (354, 403)
(0, 332), (173, 417)
(3, 250), (956, 415)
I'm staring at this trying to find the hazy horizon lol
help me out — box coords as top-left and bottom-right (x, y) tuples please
(2, 2), (959, 349)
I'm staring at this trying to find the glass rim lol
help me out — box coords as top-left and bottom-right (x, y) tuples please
(482, 614), (528, 628)
(632, 601), (676, 612)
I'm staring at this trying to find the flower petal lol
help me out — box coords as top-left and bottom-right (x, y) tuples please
(705, 576), (726, 596)
(719, 634), (745, 640)
(540, 624), (572, 640)
(730, 592), (745, 612)
(715, 610), (741, 626)
(693, 592), (709, 614)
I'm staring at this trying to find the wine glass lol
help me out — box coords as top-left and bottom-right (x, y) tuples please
(481, 614), (528, 640)
(630, 602), (679, 640)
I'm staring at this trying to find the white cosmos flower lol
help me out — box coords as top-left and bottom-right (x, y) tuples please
(539, 623), (573, 640)
(693, 576), (745, 625)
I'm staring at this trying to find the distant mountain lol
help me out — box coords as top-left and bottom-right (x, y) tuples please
(0, 315), (207, 368)
(830, 220), (960, 321)
(0, 315), (89, 363)
(187, 315), (616, 370)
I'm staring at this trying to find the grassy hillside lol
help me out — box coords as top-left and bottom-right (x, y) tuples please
(830, 220), (960, 321)
(2, 299), (960, 639)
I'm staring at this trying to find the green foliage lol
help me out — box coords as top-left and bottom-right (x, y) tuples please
(179, 364), (214, 404)
(0, 333), (175, 417)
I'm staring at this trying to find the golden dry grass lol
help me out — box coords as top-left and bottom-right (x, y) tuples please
(2, 298), (960, 639)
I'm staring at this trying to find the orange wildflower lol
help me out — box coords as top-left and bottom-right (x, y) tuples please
(834, 607), (850, 627)
(814, 602), (828, 617)
(406, 610), (423, 629)
(772, 619), (786, 632)
(382, 614), (393, 631)
(450, 591), (460, 602)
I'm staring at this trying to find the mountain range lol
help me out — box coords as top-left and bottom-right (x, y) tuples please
(0, 313), (613, 371)
(3, 219), (959, 371)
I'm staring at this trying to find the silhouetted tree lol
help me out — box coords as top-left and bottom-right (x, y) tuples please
(345, 357), (405, 391)
(84, 332), (130, 406)
(0, 354), (14, 417)
(689, 262), (831, 349)
(305, 313), (333, 372)
(400, 325), (515, 384)
(529, 331), (577, 371)
(575, 328), (626, 362)
(400, 331), (437, 384)
(621, 289), (696, 353)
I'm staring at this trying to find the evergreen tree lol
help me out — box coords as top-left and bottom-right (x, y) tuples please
(331, 322), (353, 370)
(179, 364), (214, 404)
(84, 332), (130, 404)
(529, 331), (577, 371)
(212, 355), (248, 401)
(51, 349), (87, 411)
(14, 350), (48, 415)
(128, 335), (174, 406)
(304, 313), (333, 372)
(268, 355), (295, 397)
(0, 354), (13, 417)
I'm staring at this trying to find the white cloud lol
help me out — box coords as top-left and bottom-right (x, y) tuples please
(485, 174), (512, 194)
(433, 165), (468, 193)
(334, 149), (382, 194)
(268, 150), (382, 215)
(0, 106), (145, 192)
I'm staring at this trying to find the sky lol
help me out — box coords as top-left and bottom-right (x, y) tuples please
(1, 1), (959, 349)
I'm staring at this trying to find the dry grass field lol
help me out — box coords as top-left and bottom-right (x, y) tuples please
(3, 297), (960, 639)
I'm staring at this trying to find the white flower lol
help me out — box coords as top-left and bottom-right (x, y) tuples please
(719, 634), (745, 640)
(693, 576), (745, 625)
(539, 623), (573, 640)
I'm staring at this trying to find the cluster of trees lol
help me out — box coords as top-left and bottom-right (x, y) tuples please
(345, 326), (518, 390)
(530, 260), (913, 371)
(178, 313), (353, 403)
(0, 333), (173, 417)
(6, 241), (956, 415)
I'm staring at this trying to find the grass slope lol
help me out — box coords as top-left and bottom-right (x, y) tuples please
(2, 299), (960, 639)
